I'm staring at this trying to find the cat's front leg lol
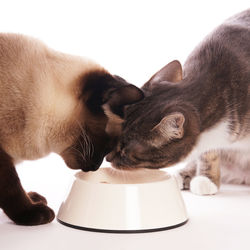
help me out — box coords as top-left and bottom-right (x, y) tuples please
(173, 161), (197, 190)
(0, 148), (55, 225)
(190, 151), (221, 195)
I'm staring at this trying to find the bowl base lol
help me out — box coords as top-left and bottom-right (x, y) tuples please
(57, 219), (188, 234)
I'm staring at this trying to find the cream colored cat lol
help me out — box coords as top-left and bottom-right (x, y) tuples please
(0, 33), (143, 225)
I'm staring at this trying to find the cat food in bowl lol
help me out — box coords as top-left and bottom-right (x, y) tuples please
(57, 167), (188, 233)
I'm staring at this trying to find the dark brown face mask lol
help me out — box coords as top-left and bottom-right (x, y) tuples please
(61, 71), (144, 172)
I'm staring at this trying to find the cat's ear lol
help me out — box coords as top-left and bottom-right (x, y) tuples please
(82, 71), (144, 136)
(103, 84), (144, 118)
(103, 84), (144, 135)
(143, 60), (182, 91)
(152, 112), (185, 145)
(149, 60), (183, 84)
(83, 71), (143, 114)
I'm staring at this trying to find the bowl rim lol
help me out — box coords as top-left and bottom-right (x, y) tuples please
(74, 168), (173, 187)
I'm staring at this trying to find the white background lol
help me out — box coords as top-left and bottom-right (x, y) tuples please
(0, 1), (250, 250)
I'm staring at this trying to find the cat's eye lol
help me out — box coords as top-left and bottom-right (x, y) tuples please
(131, 154), (144, 162)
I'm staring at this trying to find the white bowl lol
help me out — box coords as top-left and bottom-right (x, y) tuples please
(57, 167), (188, 233)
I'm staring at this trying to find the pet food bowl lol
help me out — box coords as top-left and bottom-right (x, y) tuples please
(57, 167), (188, 233)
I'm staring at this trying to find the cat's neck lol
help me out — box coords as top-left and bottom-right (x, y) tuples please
(180, 60), (249, 160)
(181, 48), (239, 133)
(181, 76), (225, 132)
(23, 52), (104, 159)
(181, 35), (247, 134)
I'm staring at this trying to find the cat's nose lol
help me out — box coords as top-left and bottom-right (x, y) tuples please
(106, 151), (115, 162)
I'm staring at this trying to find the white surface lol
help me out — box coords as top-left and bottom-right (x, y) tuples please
(0, 154), (250, 250)
(57, 168), (187, 231)
(0, 0), (249, 86)
(0, 1), (250, 250)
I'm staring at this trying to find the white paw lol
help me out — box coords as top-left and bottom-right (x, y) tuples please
(172, 172), (184, 190)
(190, 176), (218, 195)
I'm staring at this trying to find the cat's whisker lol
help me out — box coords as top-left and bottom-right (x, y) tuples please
(78, 139), (86, 158)
(76, 121), (94, 158)
(70, 144), (86, 163)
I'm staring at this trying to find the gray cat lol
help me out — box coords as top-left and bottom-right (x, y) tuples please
(107, 9), (250, 195)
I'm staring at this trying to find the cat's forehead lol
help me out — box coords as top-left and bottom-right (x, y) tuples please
(125, 96), (165, 125)
(122, 106), (163, 140)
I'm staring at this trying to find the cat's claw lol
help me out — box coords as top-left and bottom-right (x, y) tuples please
(190, 176), (218, 195)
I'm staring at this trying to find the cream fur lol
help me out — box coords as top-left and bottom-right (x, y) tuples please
(0, 33), (103, 162)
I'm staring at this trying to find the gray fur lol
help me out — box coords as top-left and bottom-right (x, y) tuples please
(108, 9), (250, 194)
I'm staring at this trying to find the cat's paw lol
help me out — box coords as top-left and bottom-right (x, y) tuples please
(13, 203), (55, 226)
(28, 192), (47, 205)
(190, 176), (218, 195)
(172, 170), (192, 190)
